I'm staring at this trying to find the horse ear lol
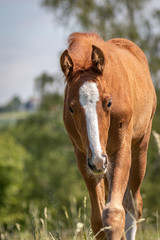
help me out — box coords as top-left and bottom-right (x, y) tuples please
(91, 45), (105, 73)
(60, 50), (73, 78)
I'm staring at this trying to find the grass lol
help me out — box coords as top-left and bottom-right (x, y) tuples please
(0, 197), (159, 240)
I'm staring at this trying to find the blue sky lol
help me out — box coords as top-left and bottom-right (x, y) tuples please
(0, 0), (159, 105)
(0, 0), (71, 104)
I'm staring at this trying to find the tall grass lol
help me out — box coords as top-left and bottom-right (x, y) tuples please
(0, 196), (159, 240)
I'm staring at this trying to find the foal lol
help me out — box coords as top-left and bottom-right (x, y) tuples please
(60, 32), (157, 240)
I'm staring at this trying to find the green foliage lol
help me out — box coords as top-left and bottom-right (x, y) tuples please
(141, 88), (160, 216)
(40, 93), (63, 111)
(0, 131), (30, 223)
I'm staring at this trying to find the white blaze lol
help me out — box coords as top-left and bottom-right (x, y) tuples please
(79, 82), (102, 157)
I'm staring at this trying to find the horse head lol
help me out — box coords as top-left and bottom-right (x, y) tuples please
(60, 37), (112, 175)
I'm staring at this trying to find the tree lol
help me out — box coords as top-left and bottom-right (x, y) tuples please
(0, 96), (22, 112)
(35, 72), (54, 98)
(42, 0), (160, 84)
(34, 72), (64, 111)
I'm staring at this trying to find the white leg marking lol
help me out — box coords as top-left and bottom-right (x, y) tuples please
(79, 82), (102, 158)
(125, 212), (137, 240)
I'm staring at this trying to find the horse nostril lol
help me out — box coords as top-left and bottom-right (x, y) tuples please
(88, 158), (93, 169)
(88, 158), (97, 172)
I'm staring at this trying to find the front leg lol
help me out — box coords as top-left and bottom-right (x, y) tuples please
(74, 148), (107, 240)
(103, 141), (131, 240)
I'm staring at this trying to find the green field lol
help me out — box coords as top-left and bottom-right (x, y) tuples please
(0, 201), (159, 240)
(0, 111), (32, 126)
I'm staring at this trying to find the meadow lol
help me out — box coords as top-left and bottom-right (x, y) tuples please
(0, 196), (159, 240)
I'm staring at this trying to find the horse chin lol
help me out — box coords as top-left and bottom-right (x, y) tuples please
(89, 167), (107, 176)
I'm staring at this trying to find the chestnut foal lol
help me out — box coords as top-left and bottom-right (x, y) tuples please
(60, 32), (156, 240)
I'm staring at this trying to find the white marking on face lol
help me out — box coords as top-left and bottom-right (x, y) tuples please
(79, 82), (103, 161)
(125, 212), (137, 240)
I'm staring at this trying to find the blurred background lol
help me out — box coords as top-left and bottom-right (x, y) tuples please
(0, 0), (160, 238)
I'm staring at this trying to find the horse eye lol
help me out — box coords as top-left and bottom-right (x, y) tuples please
(69, 106), (74, 114)
(107, 99), (112, 108)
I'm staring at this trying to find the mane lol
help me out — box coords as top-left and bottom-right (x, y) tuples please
(67, 32), (105, 72)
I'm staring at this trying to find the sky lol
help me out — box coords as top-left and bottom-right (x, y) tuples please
(0, 0), (159, 105)
(0, 0), (71, 105)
